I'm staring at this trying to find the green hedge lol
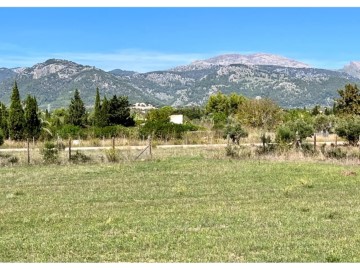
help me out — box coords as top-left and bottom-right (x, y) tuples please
(139, 121), (198, 140)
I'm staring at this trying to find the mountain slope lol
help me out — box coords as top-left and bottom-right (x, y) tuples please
(0, 54), (358, 109)
(129, 63), (359, 108)
(0, 68), (17, 83)
(172, 53), (310, 72)
(0, 59), (159, 109)
(342, 61), (360, 79)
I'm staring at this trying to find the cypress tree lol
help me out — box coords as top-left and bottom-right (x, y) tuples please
(68, 89), (86, 127)
(24, 95), (41, 139)
(93, 87), (102, 127)
(0, 102), (9, 139)
(8, 81), (25, 140)
(0, 128), (4, 146)
(98, 96), (110, 127)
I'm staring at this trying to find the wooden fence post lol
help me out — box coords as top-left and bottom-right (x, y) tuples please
(148, 135), (152, 158)
(335, 135), (337, 147)
(112, 137), (115, 151)
(314, 133), (317, 151)
(68, 138), (72, 161)
(27, 138), (30, 164)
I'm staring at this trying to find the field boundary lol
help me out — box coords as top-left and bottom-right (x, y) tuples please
(0, 141), (346, 153)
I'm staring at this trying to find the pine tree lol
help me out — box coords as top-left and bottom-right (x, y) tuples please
(118, 96), (134, 126)
(8, 81), (25, 140)
(335, 84), (360, 115)
(24, 95), (41, 139)
(109, 95), (121, 125)
(68, 89), (86, 127)
(93, 87), (102, 127)
(108, 95), (134, 126)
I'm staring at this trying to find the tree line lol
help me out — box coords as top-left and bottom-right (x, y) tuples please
(1, 81), (360, 147)
(205, 83), (360, 146)
(0, 82), (135, 143)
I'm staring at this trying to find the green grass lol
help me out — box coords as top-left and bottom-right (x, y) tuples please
(1, 156), (360, 262)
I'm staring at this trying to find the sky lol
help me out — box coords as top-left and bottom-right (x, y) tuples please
(0, 7), (360, 72)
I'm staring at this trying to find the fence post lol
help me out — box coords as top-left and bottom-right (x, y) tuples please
(112, 137), (115, 151)
(68, 138), (72, 161)
(27, 138), (30, 164)
(148, 135), (152, 158)
(335, 135), (337, 147)
(314, 133), (317, 151)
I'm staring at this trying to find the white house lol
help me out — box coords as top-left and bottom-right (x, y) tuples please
(169, 114), (183, 124)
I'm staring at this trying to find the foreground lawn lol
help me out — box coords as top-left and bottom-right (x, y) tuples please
(1, 156), (360, 262)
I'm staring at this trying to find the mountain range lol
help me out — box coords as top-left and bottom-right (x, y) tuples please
(0, 53), (360, 110)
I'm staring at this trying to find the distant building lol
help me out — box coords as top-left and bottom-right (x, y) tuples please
(130, 103), (156, 114)
(169, 114), (183, 124)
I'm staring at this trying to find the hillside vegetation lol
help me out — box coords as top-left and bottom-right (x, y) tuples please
(1, 54), (360, 109)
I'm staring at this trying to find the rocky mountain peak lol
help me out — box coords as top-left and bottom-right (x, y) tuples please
(20, 59), (94, 80)
(192, 53), (311, 68)
(342, 61), (360, 79)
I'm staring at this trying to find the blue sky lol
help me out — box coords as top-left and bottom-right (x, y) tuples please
(0, 7), (360, 72)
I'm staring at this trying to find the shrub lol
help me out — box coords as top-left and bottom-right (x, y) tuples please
(224, 123), (248, 144)
(301, 143), (318, 157)
(57, 124), (86, 140)
(70, 151), (91, 163)
(41, 141), (59, 164)
(0, 153), (11, 159)
(225, 145), (238, 158)
(276, 119), (314, 146)
(313, 114), (335, 133)
(225, 145), (251, 159)
(256, 144), (276, 155)
(89, 138), (101, 146)
(346, 150), (360, 160)
(275, 125), (294, 144)
(321, 145), (346, 160)
(173, 106), (204, 120)
(105, 149), (120, 162)
(212, 112), (227, 130)
(8, 156), (19, 164)
(139, 121), (198, 140)
(86, 125), (132, 139)
(335, 116), (360, 146)
(56, 141), (66, 151)
(237, 98), (283, 130)
(256, 133), (276, 155)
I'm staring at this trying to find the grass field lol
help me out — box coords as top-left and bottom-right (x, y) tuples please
(1, 151), (360, 262)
